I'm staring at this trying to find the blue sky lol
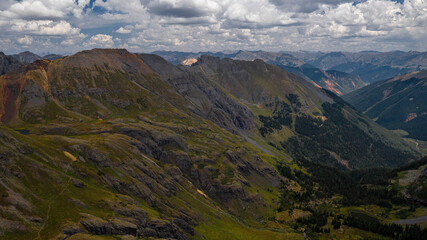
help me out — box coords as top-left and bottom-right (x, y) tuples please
(0, 0), (426, 55)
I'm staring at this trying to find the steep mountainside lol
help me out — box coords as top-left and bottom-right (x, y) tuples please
(280, 65), (366, 95)
(0, 49), (420, 239)
(153, 50), (366, 95)
(149, 54), (416, 168)
(0, 52), (23, 75)
(343, 70), (427, 140)
(232, 51), (366, 95)
(289, 51), (427, 83)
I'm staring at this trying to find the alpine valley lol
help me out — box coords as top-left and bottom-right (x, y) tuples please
(0, 48), (426, 240)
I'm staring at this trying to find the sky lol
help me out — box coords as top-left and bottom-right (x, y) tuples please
(0, 0), (426, 55)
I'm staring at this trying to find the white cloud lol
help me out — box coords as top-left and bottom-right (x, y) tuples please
(85, 34), (115, 48)
(222, 0), (297, 28)
(10, 20), (81, 35)
(301, 0), (427, 41)
(0, 0), (427, 54)
(1, 0), (77, 20)
(61, 39), (74, 46)
(116, 26), (132, 34)
(17, 35), (33, 45)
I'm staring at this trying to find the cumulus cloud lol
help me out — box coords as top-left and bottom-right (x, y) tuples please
(222, 0), (298, 29)
(1, 0), (79, 20)
(302, 0), (427, 39)
(85, 34), (114, 47)
(17, 35), (33, 45)
(61, 39), (75, 46)
(10, 20), (82, 35)
(116, 26), (133, 34)
(0, 0), (426, 54)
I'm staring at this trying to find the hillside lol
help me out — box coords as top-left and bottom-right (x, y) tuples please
(281, 65), (367, 95)
(0, 49), (422, 239)
(343, 70), (427, 141)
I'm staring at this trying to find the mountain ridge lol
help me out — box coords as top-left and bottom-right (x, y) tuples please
(152, 50), (367, 95)
(289, 51), (427, 83)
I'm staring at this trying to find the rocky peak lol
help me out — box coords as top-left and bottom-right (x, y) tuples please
(12, 51), (41, 64)
(181, 58), (198, 66)
(59, 48), (153, 75)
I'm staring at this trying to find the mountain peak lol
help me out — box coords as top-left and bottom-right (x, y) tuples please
(12, 51), (41, 63)
(61, 48), (152, 74)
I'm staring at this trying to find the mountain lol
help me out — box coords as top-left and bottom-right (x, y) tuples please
(0, 49), (421, 239)
(10, 51), (63, 64)
(343, 70), (427, 141)
(289, 51), (427, 83)
(43, 53), (63, 60)
(12, 51), (42, 63)
(0, 52), (23, 75)
(280, 64), (367, 95)
(153, 50), (366, 95)
(151, 50), (237, 65)
(230, 51), (367, 95)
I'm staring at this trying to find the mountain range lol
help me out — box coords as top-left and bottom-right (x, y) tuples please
(288, 51), (427, 83)
(6, 50), (427, 96)
(154, 50), (427, 92)
(11, 51), (63, 63)
(154, 50), (367, 95)
(0, 48), (425, 240)
(0, 51), (64, 76)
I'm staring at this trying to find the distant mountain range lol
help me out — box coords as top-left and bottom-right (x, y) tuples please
(343, 70), (427, 141)
(0, 51), (64, 76)
(154, 50), (427, 88)
(288, 51), (427, 83)
(12, 51), (63, 63)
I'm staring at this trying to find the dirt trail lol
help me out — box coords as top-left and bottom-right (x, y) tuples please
(33, 164), (72, 240)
